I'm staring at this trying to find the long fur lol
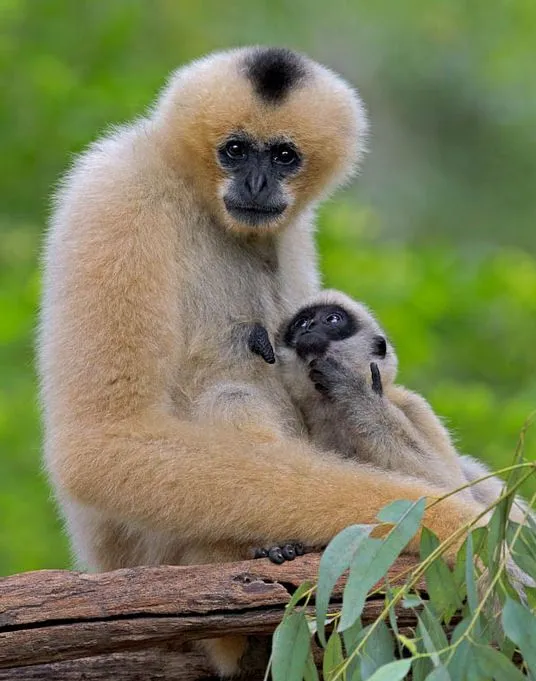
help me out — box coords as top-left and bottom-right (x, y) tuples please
(278, 289), (531, 518)
(38, 48), (484, 676)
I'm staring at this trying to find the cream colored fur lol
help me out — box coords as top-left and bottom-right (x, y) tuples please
(39, 48), (485, 676)
(278, 289), (530, 522)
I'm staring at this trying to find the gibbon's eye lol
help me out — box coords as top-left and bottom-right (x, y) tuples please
(225, 140), (248, 160)
(324, 312), (343, 326)
(292, 316), (310, 330)
(272, 143), (299, 166)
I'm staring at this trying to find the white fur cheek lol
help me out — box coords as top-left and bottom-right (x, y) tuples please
(280, 183), (295, 210)
(217, 177), (232, 202)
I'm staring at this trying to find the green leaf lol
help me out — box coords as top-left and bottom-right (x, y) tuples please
(425, 668), (451, 681)
(377, 498), (420, 523)
(285, 581), (315, 614)
(303, 651), (320, 681)
(472, 645), (526, 681)
(340, 498), (426, 631)
(502, 597), (536, 677)
(272, 610), (311, 681)
(506, 521), (536, 580)
(402, 593), (424, 609)
(323, 631), (345, 681)
(487, 505), (506, 579)
(362, 660), (411, 681)
(359, 621), (395, 679)
(397, 634), (418, 656)
(465, 533), (479, 616)
(418, 603), (449, 666)
(342, 618), (362, 681)
(420, 527), (463, 619)
(385, 587), (403, 656)
(445, 618), (471, 681)
(316, 524), (374, 645)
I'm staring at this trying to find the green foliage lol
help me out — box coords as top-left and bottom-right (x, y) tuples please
(1, 1), (535, 575)
(270, 461), (536, 681)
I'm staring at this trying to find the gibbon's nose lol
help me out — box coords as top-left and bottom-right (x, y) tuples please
(244, 171), (268, 200)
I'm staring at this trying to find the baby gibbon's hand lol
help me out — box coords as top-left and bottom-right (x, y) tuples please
(308, 356), (366, 398)
(309, 356), (385, 404)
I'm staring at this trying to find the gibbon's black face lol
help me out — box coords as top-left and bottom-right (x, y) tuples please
(217, 134), (302, 226)
(283, 304), (387, 361)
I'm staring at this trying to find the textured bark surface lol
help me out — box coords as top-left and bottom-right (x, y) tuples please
(0, 554), (419, 680)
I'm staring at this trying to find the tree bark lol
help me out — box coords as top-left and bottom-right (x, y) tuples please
(0, 554), (419, 680)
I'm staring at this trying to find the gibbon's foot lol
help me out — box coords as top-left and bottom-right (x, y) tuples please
(254, 543), (305, 564)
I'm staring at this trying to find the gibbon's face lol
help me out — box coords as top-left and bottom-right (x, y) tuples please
(280, 300), (397, 385)
(217, 134), (302, 227)
(157, 47), (367, 234)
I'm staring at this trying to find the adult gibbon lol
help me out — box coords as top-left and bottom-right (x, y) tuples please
(39, 47), (485, 675)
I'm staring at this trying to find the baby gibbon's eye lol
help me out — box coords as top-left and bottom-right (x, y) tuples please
(225, 140), (248, 160)
(324, 312), (343, 325)
(272, 143), (299, 166)
(292, 316), (310, 330)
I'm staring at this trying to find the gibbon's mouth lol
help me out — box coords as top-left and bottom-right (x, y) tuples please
(224, 198), (287, 225)
(294, 332), (330, 359)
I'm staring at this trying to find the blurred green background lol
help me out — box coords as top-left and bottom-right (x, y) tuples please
(1, 0), (535, 576)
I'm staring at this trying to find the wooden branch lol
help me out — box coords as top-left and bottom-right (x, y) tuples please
(0, 554), (420, 680)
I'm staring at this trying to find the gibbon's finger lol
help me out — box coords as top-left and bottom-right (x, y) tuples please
(268, 546), (286, 564)
(370, 362), (383, 396)
(281, 544), (296, 560)
(248, 324), (276, 364)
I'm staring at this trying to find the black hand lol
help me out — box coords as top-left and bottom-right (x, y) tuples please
(370, 362), (383, 396)
(308, 356), (342, 397)
(248, 324), (275, 364)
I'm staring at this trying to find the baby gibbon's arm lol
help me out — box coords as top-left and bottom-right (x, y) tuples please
(309, 358), (468, 493)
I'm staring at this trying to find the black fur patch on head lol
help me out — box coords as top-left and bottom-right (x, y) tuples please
(244, 47), (306, 104)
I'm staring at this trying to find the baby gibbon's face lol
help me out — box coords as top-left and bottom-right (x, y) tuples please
(282, 304), (363, 358)
(278, 301), (397, 387)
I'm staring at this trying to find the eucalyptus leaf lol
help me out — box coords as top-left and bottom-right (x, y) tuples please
(316, 524), (374, 645)
(340, 498), (426, 631)
(323, 631), (344, 681)
(342, 617), (363, 681)
(419, 603), (449, 659)
(502, 597), (536, 677)
(285, 581), (314, 614)
(471, 645), (526, 681)
(420, 527), (462, 619)
(272, 610), (311, 681)
(362, 660), (411, 681)
(358, 621), (395, 679)
(402, 593), (423, 609)
(303, 651), (320, 681)
(445, 618), (471, 681)
(377, 498), (420, 523)
(425, 668), (451, 681)
(465, 532), (479, 616)
(506, 521), (536, 580)
(385, 587), (403, 656)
